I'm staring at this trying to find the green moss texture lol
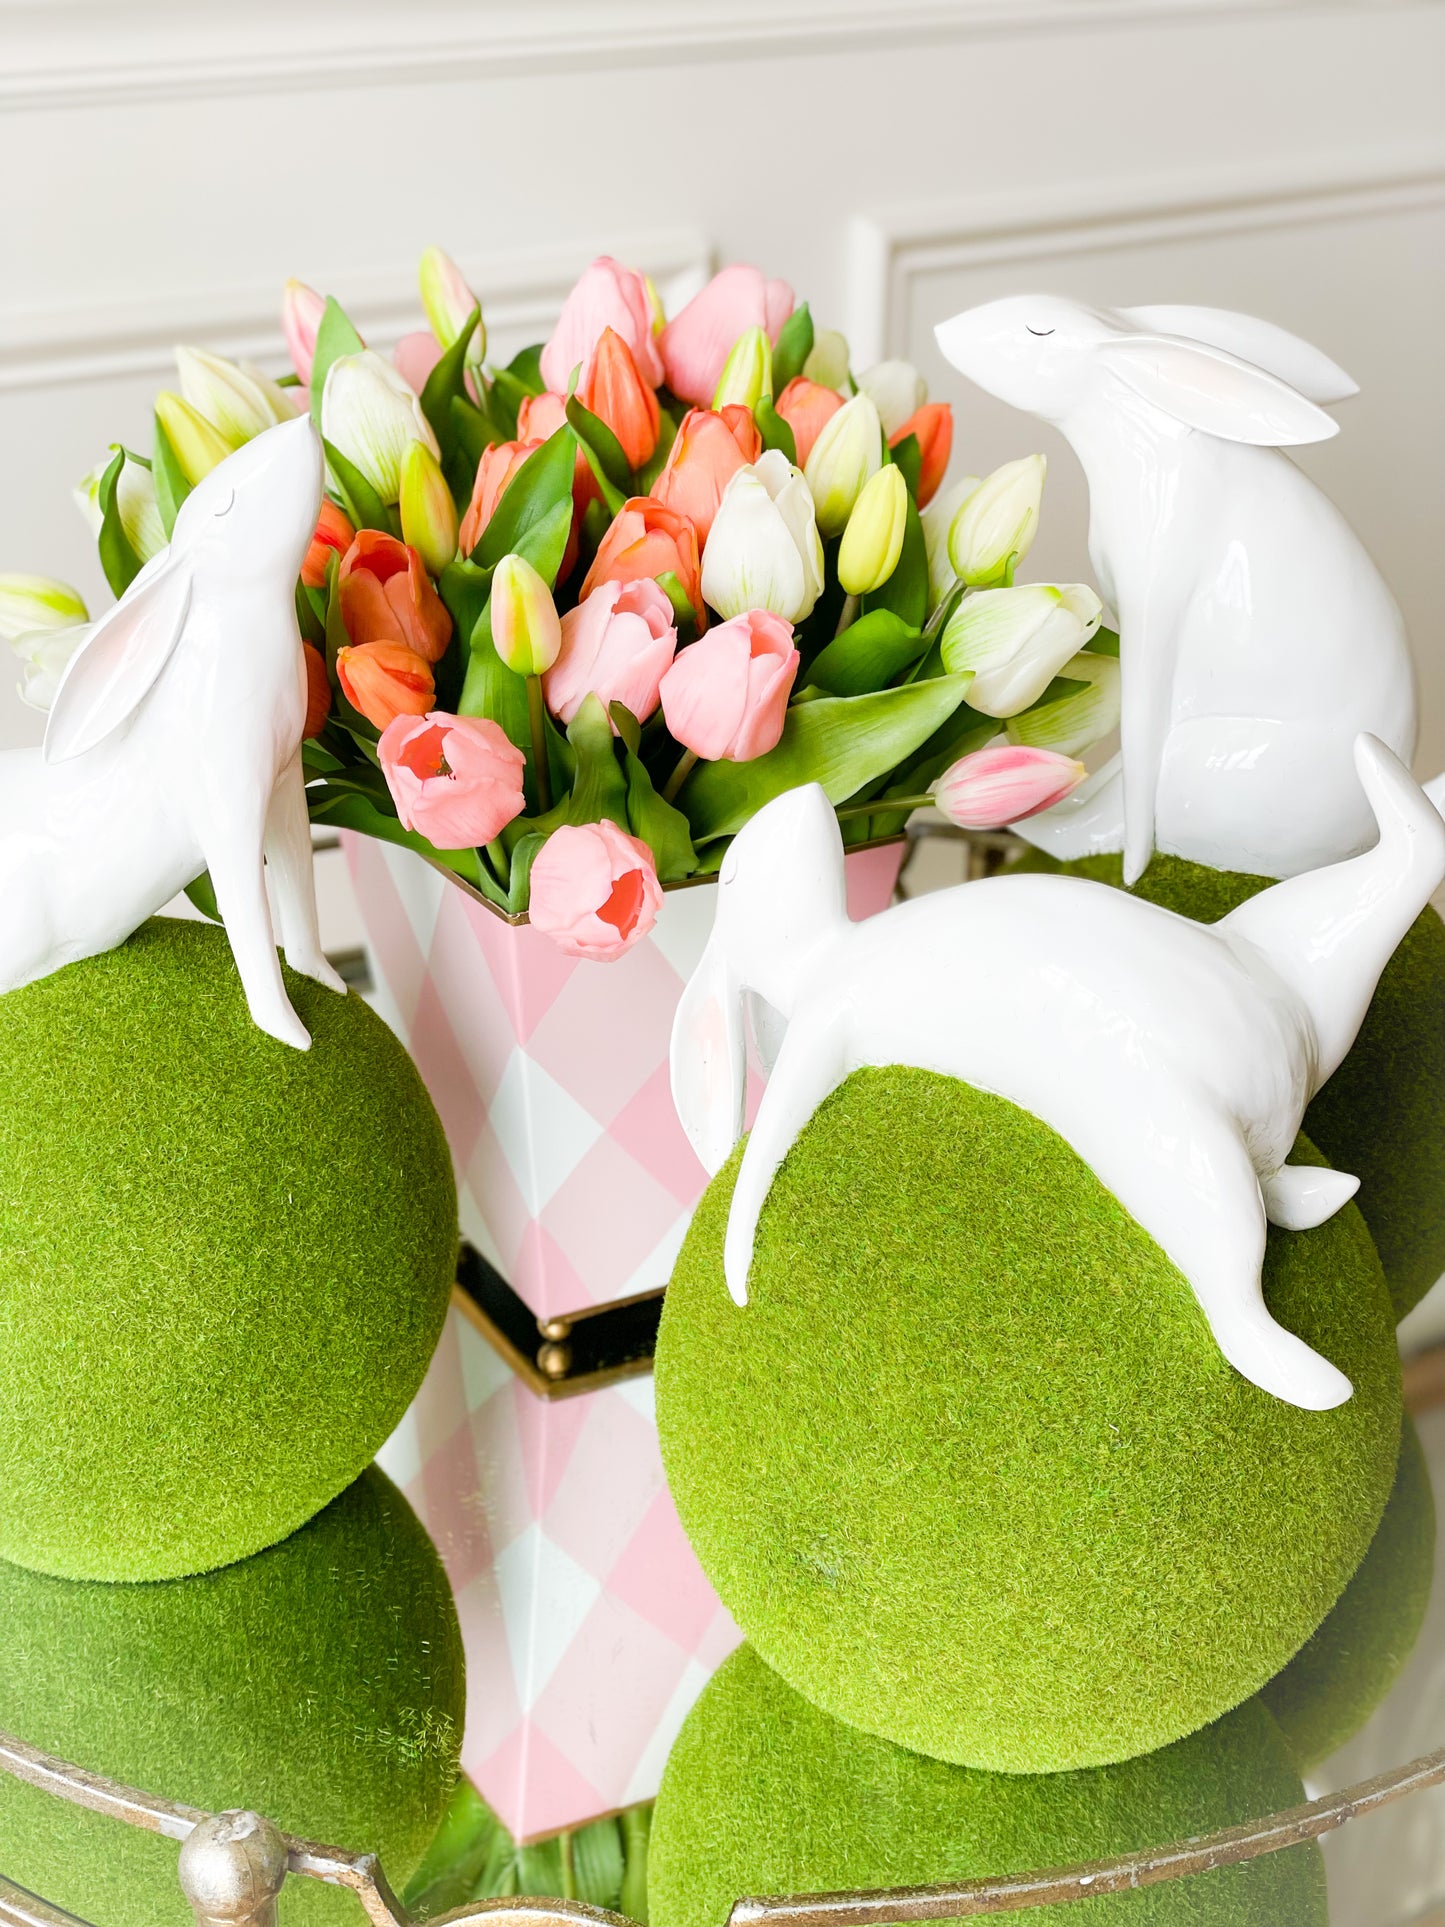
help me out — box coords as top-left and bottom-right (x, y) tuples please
(1262, 1415), (1436, 1770)
(1029, 850), (1445, 1321)
(0, 1466), (465, 1927)
(0, 917), (458, 1581)
(656, 1068), (1402, 1773)
(648, 1646), (1327, 1927)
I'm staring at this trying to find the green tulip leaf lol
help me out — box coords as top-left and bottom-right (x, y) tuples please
(1090, 625), (1121, 658)
(506, 832), (546, 916)
(861, 492), (928, 629)
(322, 437), (390, 536)
(308, 296), (366, 429)
(452, 393), (500, 468)
(680, 675), (973, 842)
(891, 432), (922, 499)
(565, 396), (630, 509)
(806, 609), (927, 698)
(506, 343), (547, 398)
(772, 302), (814, 393)
(306, 786), (491, 892)
(151, 417), (192, 537)
(95, 447), (144, 598)
(656, 569), (698, 644)
(754, 395), (797, 465)
(183, 871), (223, 924)
(488, 368), (533, 441)
(473, 430), (577, 587)
(420, 304), (481, 471)
(636, 405), (678, 495)
(459, 602), (531, 751)
(565, 693), (629, 829)
(623, 738), (698, 882)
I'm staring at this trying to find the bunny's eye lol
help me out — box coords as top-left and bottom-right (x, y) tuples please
(212, 489), (236, 518)
(1026, 326), (1055, 338)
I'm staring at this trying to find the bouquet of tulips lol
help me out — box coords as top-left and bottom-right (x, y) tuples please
(2, 251), (1121, 960)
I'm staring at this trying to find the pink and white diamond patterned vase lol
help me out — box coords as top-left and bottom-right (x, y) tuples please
(352, 834), (904, 1839)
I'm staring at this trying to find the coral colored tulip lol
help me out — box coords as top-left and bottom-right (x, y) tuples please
(837, 464), (908, 596)
(804, 393), (883, 538)
(399, 439), (459, 575)
(458, 438), (544, 557)
(517, 392), (568, 441)
(379, 710), (525, 848)
(932, 743), (1087, 829)
(948, 454), (1046, 588)
(658, 265), (794, 407)
(418, 246), (486, 365)
(301, 499), (356, 590)
(155, 392), (232, 486)
(541, 256), (663, 396)
(581, 498), (705, 630)
(528, 819), (663, 962)
(700, 452), (823, 624)
(941, 582), (1103, 718)
(578, 328), (659, 469)
(544, 578), (677, 728)
(393, 331), (443, 396)
(321, 350), (441, 506)
(650, 406), (761, 548)
(774, 377), (844, 470)
(282, 279), (326, 386)
(302, 641), (332, 738)
(339, 529), (453, 664)
(660, 609), (799, 762)
(491, 553), (562, 677)
(336, 640), (435, 730)
(891, 402), (954, 508)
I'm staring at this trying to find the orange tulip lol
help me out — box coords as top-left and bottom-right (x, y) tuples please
(775, 376), (845, 469)
(336, 640), (435, 731)
(302, 641), (332, 738)
(458, 438), (545, 557)
(578, 327), (659, 469)
(580, 497), (705, 630)
(650, 406), (762, 548)
(891, 402), (954, 508)
(301, 499), (356, 591)
(338, 529), (453, 664)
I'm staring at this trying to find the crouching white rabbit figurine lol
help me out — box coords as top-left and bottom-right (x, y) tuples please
(671, 740), (1445, 1411)
(0, 415), (344, 1049)
(934, 296), (1418, 883)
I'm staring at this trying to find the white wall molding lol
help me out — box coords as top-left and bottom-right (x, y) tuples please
(845, 145), (1445, 365)
(0, 231), (713, 394)
(1, 0), (1424, 112)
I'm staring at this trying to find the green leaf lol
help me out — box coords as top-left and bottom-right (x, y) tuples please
(636, 405), (678, 495)
(96, 447), (143, 597)
(620, 1805), (652, 1924)
(681, 675), (973, 842)
(861, 492), (928, 629)
(438, 555), (493, 661)
(488, 368), (531, 441)
(772, 302), (814, 392)
(656, 569), (698, 644)
(754, 394), (796, 464)
(452, 393), (499, 472)
(151, 416), (191, 536)
(565, 395), (630, 510)
(1007, 651), (1120, 757)
(402, 1779), (505, 1917)
(890, 432), (922, 499)
(458, 602), (531, 752)
(322, 437), (390, 535)
(473, 430), (577, 587)
(565, 693), (629, 828)
(1090, 624), (1121, 658)
(504, 831), (544, 915)
(420, 304), (480, 470)
(806, 609), (927, 698)
(624, 736), (697, 882)
(308, 296), (366, 428)
(506, 342), (547, 397)
(307, 787), (492, 892)
(294, 580), (324, 645)
(184, 872), (222, 923)
(1030, 673), (1091, 707)
(570, 1818), (625, 1911)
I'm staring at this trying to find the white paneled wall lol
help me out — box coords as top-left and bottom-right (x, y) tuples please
(3, 0), (1442, 782)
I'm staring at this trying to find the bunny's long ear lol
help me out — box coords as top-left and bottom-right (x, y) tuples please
(1115, 306), (1358, 405)
(670, 938), (748, 1178)
(1099, 333), (1339, 446)
(45, 551), (192, 764)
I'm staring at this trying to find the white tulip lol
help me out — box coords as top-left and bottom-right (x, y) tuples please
(802, 329), (851, 391)
(857, 359), (926, 437)
(0, 573), (88, 643)
(1006, 648), (1121, 757)
(176, 346), (295, 447)
(803, 393), (883, 539)
(947, 453), (1046, 588)
(940, 582), (1103, 717)
(921, 474), (981, 613)
(11, 622), (91, 711)
(702, 450), (825, 624)
(321, 349), (440, 505)
(75, 454), (166, 564)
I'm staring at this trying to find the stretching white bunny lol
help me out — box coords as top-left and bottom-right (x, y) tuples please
(671, 741), (1445, 1412)
(0, 416), (343, 1049)
(934, 296), (1417, 883)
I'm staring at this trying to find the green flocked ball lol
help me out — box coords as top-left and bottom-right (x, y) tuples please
(648, 1646), (1327, 1927)
(0, 1466), (465, 1926)
(1262, 1415), (1436, 1770)
(1035, 851), (1445, 1321)
(0, 918), (457, 1581)
(656, 1068), (1402, 1773)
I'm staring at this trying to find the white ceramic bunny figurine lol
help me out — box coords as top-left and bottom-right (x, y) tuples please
(671, 738), (1445, 1411)
(0, 416), (344, 1049)
(934, 297), (1418, 883)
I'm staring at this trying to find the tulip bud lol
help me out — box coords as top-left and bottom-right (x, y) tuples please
(175, 346), (294, 448)
(74, 455), (166, 563)
(321, 350), (441, 506)
(0, 574), (88, 642)
(701, 452), (824, 625)
(399, 440), (459, 576)
(837, 463), (908, 596)
(336, 640), (435, 731)
(802, 329), (850, 391)
(418, 245), (486, 366)
(1006, 650), (1121, 758)
(491, 553), (562, 676)
(857, 360), (926, 438)
(154, 392), (233, 485)
(932, 743), (1087, 830)
(947, 454), (1045, 588)
(921, 474), (980, 613)
(282, 279), (326, 386)
(712, 326), (773, 412)
(803, 393), (883, 538)
(941, 583), (1103, 718)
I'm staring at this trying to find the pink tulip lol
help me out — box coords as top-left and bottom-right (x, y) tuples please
(544, 578), (678, 728)
(650, 405), (761, 548)
(393, 330), (443, 395)
(932, 744), (1087, 829)
(658, 265), (794, 407)
(540, 257), (664, 396)
(378, 711), (526, 849)
(516, 391), (569, 441)
(528, 820), (663, 961)
(282, 279), (327, 386)
(660, 609), (798, 763)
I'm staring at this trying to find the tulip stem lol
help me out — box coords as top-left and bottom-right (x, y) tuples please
(526, 675), (552, 814)
(835, 793), (933, 820)
(662, 749), (699, 804)
(834, 593), (859, 638)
